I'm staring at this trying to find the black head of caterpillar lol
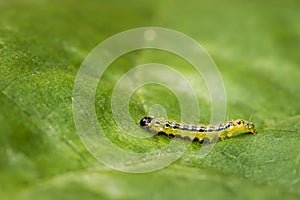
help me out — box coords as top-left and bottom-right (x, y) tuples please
(140, 116), (154, 127)
(139, 116), (256, 142)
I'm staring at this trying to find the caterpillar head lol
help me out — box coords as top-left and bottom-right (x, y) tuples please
(139, 116), (154, 127)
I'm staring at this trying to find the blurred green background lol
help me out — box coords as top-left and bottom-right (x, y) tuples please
(0, 0), (300, 199)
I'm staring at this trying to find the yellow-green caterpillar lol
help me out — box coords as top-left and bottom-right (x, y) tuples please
(140, 116), (256, 142)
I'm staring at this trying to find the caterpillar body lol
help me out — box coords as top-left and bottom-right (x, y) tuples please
(140, 116), (256, 142)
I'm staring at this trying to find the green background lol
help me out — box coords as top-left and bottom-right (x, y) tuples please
(0, 0), (299, 199)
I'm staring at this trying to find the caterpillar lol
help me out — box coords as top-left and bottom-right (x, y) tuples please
(140, 116), (256, 142)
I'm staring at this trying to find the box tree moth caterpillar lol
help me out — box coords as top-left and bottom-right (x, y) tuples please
(140, 116), (256, 142)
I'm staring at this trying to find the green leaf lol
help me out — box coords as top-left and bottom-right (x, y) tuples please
(1, 0), (299, 199)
